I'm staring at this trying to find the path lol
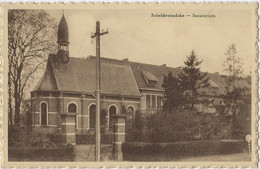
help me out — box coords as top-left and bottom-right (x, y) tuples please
(74, 144), (114, 161)
(177, 153), (251, 162)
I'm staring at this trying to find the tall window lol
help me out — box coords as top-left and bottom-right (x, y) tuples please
(41, 102), (47, 125)
(146, 95), (151, 108)
(152, 95), (156, 108)
(89, 104), (96, 129)
(146, 94), (163, 109)
(157, 96), (162, 109)
(109, 105), (117, 129)
(68, 103), (77, 128)
(126, 106), (135, 128)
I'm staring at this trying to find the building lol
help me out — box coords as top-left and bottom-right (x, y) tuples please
(31, 14), (250, 135)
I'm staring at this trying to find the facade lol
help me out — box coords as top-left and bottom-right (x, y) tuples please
(31, 14), (250, 135)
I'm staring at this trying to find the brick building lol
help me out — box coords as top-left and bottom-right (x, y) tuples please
(31, 14), (250, 135)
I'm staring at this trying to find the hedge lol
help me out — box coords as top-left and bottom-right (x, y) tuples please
(76, 133), (114, 144)
(8, 145), (74, 161)
(122, 140), (247, 161)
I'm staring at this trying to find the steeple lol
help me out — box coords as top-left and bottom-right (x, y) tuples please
(57, 13), (70, 63)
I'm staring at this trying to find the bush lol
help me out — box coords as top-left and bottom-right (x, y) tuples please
(122, 140), (247, 161)
(126, 108), (225, 143)
(8, 125), (65, 148)
(8, 146), (74, 161)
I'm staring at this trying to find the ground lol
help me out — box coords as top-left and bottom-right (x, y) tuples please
(74, 145), (251, 162)
(74, 145), (114, 161)
(177, 153), (251, 162)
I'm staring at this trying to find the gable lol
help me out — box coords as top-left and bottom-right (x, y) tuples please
(33, 59), (58, 91)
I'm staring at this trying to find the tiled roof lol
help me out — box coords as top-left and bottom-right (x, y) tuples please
(34, 55), (141, 97)
(34, 55), (250, 98)
(87, 56), (250, 96)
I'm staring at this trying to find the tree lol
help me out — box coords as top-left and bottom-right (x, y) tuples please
(223, 44), (243, 114)
(178, 50), (210, 109)
(161, 72), (183, 111)
(8, 10), (57, 126)
(223, 44), (246, 138)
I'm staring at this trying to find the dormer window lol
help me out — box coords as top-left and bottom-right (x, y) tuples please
(209, 79), (219, 88)
(141, 70), (157, 87)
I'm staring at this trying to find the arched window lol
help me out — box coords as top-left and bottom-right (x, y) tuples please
(126, 106), (135, 128)
(68, 103), (77, 128)
(68, 103), (77, 113)
(109, 105), (117, 129)
(89, 104), (96, 129)
(41, 102), (47, 125)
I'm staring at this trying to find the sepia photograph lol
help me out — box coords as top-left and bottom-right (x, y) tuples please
(1, 2), (258, 168)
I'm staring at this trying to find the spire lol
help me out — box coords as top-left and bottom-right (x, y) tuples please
(57, 12), (70, 63)
(57, 13), (69, 46)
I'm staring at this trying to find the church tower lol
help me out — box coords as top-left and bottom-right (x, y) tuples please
(57, 14), (70, 63)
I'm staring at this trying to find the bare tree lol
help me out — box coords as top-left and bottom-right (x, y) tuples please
(223, 44), (245, 138)
(8, 10), (57, 126)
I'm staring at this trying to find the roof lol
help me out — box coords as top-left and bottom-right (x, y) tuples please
(86, 56), (250, 96)
(209, 79), (219, 88)
(57, 14), (69, 45)
(34, 55), (140, 97)
(34, 55), (250, 97)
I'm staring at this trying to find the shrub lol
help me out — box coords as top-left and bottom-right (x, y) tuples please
(8, 125), (65, 148)
(126, 108), (224, 143)
(8, 146), (74, 161)
(122, 140), (247, 161)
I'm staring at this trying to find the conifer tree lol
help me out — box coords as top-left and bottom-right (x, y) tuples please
(162, 72), (183, 111)
(178, 50), (210, 109)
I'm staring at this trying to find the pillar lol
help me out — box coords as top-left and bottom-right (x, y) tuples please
(112, 114), (126, 161)
(60, 113), (76, 145)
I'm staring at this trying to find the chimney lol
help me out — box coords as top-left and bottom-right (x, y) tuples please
(122, 58), (129, 62)
(161, 64), (166, 67)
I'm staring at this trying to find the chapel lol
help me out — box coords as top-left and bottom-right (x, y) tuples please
(31, 14), (250, 135)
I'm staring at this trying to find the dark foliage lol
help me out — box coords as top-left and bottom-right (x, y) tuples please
(8, 125), (65, 148)
(20, 99), (32, 128)
(126, 111), (146, 142)
(162, 72), (183, 111)
(127, 109), (222, 143)
(8, 146), (74, 161)
(122, 140), (247, 161)
(178, 50), (210, 109)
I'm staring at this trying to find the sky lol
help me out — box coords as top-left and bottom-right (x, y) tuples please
(47, 4), (257, 76)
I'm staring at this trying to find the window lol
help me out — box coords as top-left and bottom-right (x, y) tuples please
(152, 95), (156, 108)
(89, 104), (96, 129)
(146, 95), (151, 108)
(68, 103), (77, 128)
(68, 103), (77, 113)
(157, 96), (162, 109)
(126, 106), (135, 128)
(141, 70), (157, 87)
(41, 102), (47, 125)
(146, 94), (163, 109)
(109, 105), (117, 129)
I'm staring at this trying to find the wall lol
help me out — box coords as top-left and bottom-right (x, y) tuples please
(31, 92), (139, 135)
